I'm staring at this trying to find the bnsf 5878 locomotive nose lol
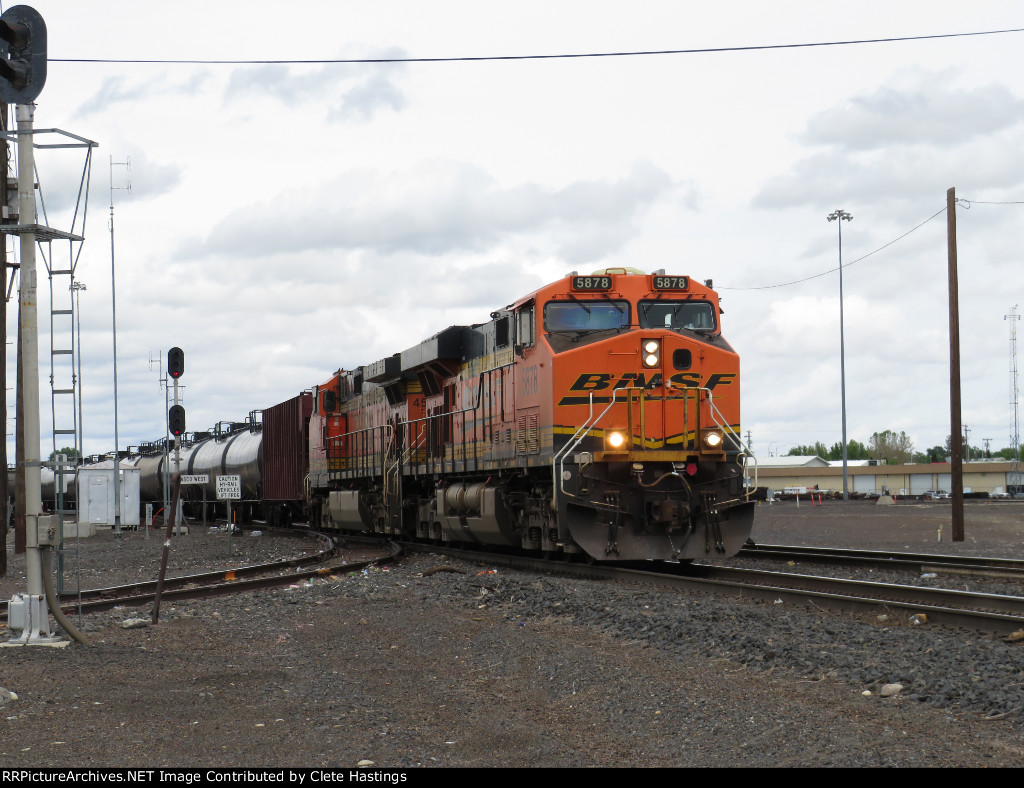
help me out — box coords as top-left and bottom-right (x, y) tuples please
(310, 267), (754, 565)
(545, 271), (755, 560)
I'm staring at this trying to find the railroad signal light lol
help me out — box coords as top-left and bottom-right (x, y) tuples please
(0, 5), (47, 104)
(168, 347), (184, 379)
(168, 405), (186, 437)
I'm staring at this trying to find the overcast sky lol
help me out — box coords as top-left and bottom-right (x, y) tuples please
(5, 0), (1024, 463)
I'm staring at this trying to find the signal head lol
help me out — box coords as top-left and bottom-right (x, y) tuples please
(168, 405), (186, 437)
(0, 5), (46, 104)
(168, 347), (184, 379)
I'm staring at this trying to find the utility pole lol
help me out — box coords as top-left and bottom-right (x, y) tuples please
(0, 100), (7, 576)
(947, 187), (964, 542)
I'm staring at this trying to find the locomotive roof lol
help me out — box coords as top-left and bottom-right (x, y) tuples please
(510, 268), (715, 309)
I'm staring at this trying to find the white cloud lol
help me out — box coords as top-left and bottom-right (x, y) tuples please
(72, 72), (213, 118)
(224, 50), (411, 122)
(804, 69), (1024, 150)
(754, 70), (1024, 213)
(9, 0), (1024, 459)
(177, 159), (678, 262)
(328, 70), (410, 122)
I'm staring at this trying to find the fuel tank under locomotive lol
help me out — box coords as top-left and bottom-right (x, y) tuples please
(327, 480), (519, 548)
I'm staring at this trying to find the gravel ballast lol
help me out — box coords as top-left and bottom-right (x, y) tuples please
(2, 501), (1024, 767)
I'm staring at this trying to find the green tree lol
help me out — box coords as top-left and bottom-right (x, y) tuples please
(787, 442), (830, 458)
(943, 434), (984, 461)
(912, 445), (946, 463)
(47, 447), (80, 461)
(868, 430), (914, 464)
(829, 439), (871, 461)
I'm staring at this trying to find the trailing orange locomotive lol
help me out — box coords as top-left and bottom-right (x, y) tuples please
(264, 267), (755, 561)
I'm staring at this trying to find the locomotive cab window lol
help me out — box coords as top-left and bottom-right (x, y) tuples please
(516, 305), (535, 348)
(638, 300), (715, 332)
(544, 300), (630, 332)
(495, 315), (511, 348)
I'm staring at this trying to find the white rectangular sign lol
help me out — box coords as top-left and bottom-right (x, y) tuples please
(181, 474), (209, 485)
(216, 474), (242, 500)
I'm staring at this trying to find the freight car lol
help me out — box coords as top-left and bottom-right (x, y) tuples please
(122, 421), (265, 523)
(266, 267), (755, 561)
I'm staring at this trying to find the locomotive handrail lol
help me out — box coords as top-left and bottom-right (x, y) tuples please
(384, 427), (400, 497)
(402, 429), (428, 465)
(699, 386), (758, 493)
(330, 377), (485, 474)
(399, 376), (486, 429)
(552, 393), (595, 501)
(554, 388), (628, 501)
(327, 422), (394, 485)
(397, 375), (486, 466)
(550, 386), (757, 501)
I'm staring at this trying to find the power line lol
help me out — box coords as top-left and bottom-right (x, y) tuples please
(957, 199), (1024, 206)
(721, 206), (948, 291)
(48, 27), (1024, 66)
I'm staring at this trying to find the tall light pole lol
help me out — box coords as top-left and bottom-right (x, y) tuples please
(827, 209), (853, 500)
(71, 281), (85, 456)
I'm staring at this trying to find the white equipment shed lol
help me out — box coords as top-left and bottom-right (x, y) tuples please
(77, 462), (140, 528)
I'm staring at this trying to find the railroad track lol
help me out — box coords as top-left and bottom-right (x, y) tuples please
(0, 534), (400, 624)
(398, 541), (1024, 635)
(738, 543), (1024, 580)
(24, 529), (1021, 635)
(677, 563), (1024, 634)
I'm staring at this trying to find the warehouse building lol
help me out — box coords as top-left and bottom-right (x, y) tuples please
(750, 456), (1022, 497)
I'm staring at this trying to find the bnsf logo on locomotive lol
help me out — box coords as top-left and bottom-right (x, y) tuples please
(567, 371), (735, 391)
(557, 371), (735, 406)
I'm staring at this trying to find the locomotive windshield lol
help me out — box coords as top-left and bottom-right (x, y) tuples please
(638, 300), (716, 331)
(544, 300), (630, 332)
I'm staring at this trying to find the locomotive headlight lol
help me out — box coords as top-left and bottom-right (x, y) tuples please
(606, 430), (628, 450)
(642, 339), (661, 368)
(702, 430), (724, 449)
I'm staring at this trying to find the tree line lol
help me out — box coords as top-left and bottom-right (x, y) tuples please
(786, 430), (1023, 465)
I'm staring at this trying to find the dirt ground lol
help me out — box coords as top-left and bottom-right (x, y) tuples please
(750, 498), (1024, 558)
(1, 502), (1024, 768)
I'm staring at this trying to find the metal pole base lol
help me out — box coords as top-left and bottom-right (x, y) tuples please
(3, 593), (67, 646)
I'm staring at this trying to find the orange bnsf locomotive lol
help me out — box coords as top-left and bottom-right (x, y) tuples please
(288, 267), (754, 561)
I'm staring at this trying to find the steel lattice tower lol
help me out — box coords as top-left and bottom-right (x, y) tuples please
(1007, 306), (1021, 493)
